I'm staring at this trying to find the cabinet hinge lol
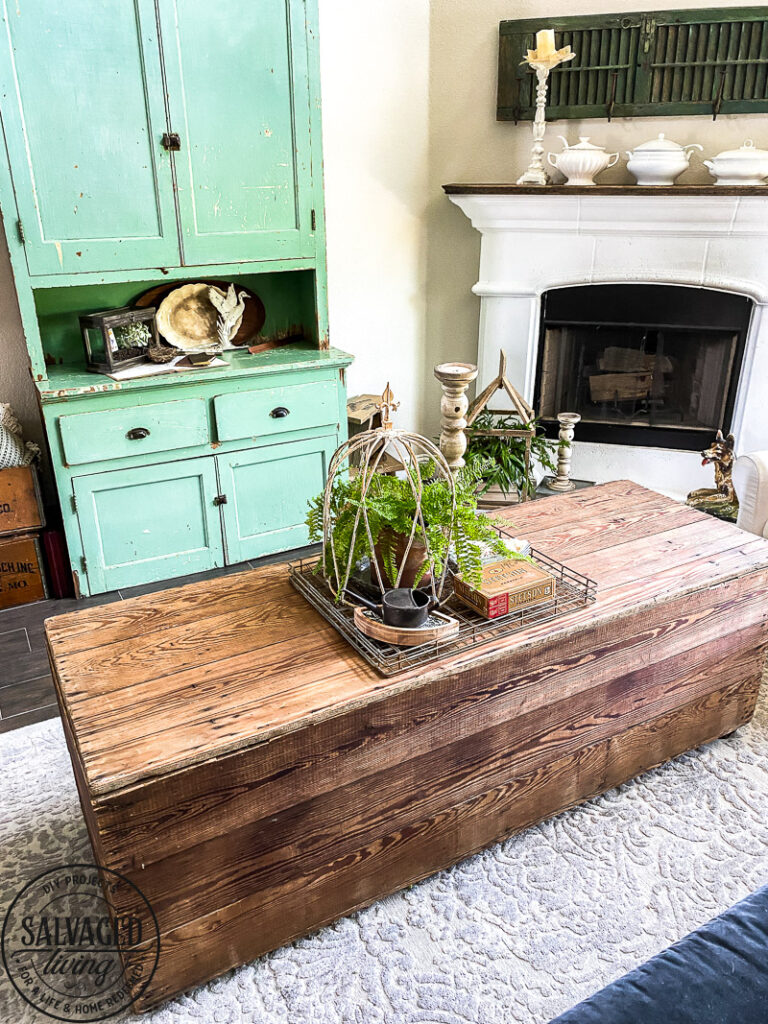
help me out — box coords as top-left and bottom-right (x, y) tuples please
(213, 494), (228, 507)
(310, 208), (316, 232)
(16, 218), (25, 244)
(80, 556), (88, 575)
(70, 494), (77, 514)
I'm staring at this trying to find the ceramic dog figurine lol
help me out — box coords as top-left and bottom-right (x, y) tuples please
(686, 430), (739, 522)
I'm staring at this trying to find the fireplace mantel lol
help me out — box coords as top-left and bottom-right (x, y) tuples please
(444, 184), (768, 196)
(446, 183), (768, 497)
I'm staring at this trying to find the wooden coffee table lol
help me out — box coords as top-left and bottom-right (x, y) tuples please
(45, 481), (768, 1009)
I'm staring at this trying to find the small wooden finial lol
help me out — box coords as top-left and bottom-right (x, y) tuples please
(377, 382), (399, 431)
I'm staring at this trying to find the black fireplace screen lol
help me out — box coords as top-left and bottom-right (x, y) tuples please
(535, 284), (752, 451)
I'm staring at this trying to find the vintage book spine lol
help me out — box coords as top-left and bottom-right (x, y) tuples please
(453, 569), (555, 618)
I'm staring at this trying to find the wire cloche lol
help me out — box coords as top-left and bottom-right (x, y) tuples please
(319, 384), (456, 605)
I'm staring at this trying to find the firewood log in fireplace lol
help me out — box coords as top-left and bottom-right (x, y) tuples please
(589, 371), (653, 403)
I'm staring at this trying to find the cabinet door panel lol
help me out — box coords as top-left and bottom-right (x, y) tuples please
(0, 0), (180, 275)
(160, 0), (315, 265)
(74, 459), (223, 593)
(218, 437), (333, 563)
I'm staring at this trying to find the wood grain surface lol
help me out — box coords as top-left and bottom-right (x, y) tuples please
(45, 480), (768, 1009)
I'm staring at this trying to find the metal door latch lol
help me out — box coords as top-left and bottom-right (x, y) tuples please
(213, 494), (228, 506)
(161, 132), (182, 151)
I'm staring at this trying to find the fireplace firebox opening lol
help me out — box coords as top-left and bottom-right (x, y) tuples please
(534, 284), (752, 451)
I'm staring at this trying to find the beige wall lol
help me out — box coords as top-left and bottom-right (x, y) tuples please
(425, 0), (766, 436)
(319, 0), (431, 432)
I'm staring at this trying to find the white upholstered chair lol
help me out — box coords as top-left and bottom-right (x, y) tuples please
(734, 452), (768, 537)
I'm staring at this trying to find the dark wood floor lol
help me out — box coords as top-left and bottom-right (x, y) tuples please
(0, 546), (317, 735)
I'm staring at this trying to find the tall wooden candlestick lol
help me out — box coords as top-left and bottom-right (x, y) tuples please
(517, 34), (575, 187)
(434, 362), (478, 473)
(517, 65), (553, 186)
(545, 411), (581, 492)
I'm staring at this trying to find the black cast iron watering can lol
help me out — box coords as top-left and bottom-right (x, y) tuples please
(347, 584), (438, 629)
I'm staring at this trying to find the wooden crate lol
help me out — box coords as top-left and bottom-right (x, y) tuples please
(0, 532), (47, 608)
(0, 466), (44, 536)
(45, 481), (768, 1010)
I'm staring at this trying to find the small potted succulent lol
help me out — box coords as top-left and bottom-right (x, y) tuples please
(306, 458), (514, 596)
(79, 306), (159, 375)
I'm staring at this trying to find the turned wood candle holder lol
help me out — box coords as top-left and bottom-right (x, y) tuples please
(544, 411), (581, 492)
(434, 362), (478, 472)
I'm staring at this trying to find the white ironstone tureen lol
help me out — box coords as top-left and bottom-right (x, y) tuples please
(626, 133), (702, 186)
(704, 140), (768, 186)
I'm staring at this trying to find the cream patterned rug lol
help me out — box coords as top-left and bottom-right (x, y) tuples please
(2, 686), (768, 1024)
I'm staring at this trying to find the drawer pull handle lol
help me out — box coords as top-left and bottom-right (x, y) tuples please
(270, 407), (290, 419)
(126, 427), (150, 440)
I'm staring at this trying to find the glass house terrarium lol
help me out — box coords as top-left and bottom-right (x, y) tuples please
(79, 306), (159, 374)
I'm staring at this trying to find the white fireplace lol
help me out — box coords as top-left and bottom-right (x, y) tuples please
(447, 188), (768, 497)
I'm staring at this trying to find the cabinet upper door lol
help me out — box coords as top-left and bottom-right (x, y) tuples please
(0, 0), (181, 275)
(159, 0), (316, 266)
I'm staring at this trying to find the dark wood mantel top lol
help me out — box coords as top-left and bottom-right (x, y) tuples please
(443, 183), (768, 196)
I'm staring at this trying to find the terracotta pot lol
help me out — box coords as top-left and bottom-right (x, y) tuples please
(373, 528), (431, 589)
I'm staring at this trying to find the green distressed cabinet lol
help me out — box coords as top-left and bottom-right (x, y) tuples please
(0, 0), (351, 596)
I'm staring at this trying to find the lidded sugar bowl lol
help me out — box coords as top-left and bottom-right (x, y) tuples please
(547, 136), (619, 186)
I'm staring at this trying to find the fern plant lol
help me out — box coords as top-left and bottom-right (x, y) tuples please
(466, 412), (560, 499)
(306, 458), (518, 595)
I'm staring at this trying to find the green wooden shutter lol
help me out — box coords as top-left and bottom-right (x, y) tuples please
(498, 7), (768, 122)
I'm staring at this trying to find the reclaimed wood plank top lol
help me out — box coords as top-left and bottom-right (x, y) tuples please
(45, 481), (768, 796)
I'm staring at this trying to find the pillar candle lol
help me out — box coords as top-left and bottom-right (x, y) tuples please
(535, 29), (556, 56)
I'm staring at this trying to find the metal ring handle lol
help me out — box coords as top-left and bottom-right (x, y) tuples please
(126, 427), (150, 440)
(270, 407), (290, 419)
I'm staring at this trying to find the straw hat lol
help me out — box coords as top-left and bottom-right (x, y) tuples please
(156, 283), (243, 353)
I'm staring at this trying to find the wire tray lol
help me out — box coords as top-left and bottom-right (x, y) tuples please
(288, 549), (597, 676)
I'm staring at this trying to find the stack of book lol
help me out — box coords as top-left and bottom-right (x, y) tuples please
(453, 555), (555, 619)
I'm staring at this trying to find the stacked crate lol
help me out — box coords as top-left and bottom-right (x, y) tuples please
(0, 466), (47, 609)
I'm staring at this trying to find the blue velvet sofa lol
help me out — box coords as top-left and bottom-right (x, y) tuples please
(551, 885), (768, 1023)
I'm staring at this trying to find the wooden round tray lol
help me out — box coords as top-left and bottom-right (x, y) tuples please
(353, 606), (459, 647)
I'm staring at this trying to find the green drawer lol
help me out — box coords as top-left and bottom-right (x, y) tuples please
(213, 380), (338, 442)
(59, 398), (209, 466)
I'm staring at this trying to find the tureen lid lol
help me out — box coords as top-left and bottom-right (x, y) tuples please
(711, 139), (768, 160)
(631, 132), (687, 153)
(559, 135), (606, 151)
